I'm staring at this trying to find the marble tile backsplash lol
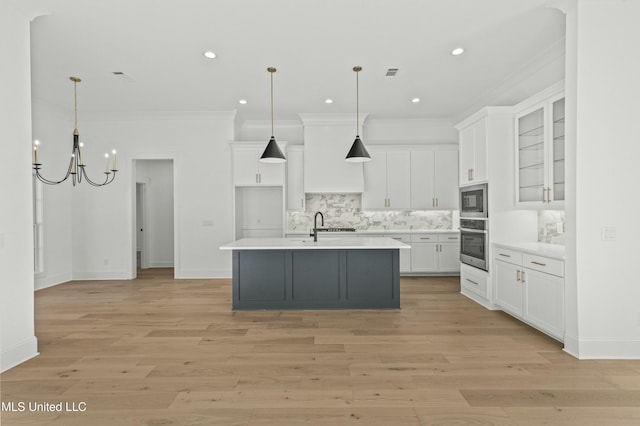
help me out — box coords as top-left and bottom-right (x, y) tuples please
(287, 193), (454, 231)
(538, 210), (565, 245)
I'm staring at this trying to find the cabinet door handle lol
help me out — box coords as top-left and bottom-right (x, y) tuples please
(301, 198), (304, 208)
(530, 261), (546, 267)
(432, 198), (435, 207)
(499, 253), (511, 257)
(470, 168), (474, 180)
(256, 173), (259, 183)
(547, 187), (552, 203)
(468, 169), (472, 181)
(435, 198), (438, 207)
(542, 187), (548, 203)
(465, 278), (478, 285)
(419, 237), (431, 240)
(521, 271), (526, 283)
(516, 270), (521, 282)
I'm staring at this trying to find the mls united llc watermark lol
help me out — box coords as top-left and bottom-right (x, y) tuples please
(2, 401), (87, 413)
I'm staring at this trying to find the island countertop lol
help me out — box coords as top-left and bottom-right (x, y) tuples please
(220, 237), (411, 250)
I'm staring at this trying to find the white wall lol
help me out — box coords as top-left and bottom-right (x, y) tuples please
(32, 99), (73, 290)
(136, 160), (174, 268)
(565, 0), (640, 358)
(33, 111), (236, 281)
(0, 1), (39, 372)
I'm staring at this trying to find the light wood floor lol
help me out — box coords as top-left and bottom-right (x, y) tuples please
(2, 269), (640, 425)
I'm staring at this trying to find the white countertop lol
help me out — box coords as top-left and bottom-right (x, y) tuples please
(220, 237), (411, 250)
(493, 241), (565, 260)
(285, 229), (459, 235)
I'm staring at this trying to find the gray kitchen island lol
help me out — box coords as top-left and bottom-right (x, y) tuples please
(220, 237), (410, 310)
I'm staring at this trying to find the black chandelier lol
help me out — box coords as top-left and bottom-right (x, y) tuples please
(33, 76), (118, 186)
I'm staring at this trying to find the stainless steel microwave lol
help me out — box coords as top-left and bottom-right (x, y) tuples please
(460, 183), (488, 218)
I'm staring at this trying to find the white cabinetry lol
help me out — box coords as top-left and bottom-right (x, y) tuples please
(363, 149), (411, 209)
(460, 263), (489, 305)
(286, 146), (305, 211)
(458, 117), (487, 186)
(410, 149), (458, 209)
(232, 143), (286, 186)
(514, 83), (565, 207)
(493, 245), (564, 340)
(410, 233), (460, 273)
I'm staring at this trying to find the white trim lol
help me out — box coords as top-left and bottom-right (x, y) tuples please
(568, 338), (640, 360)
(454, 106), (514, 130)
(72, 271), (131, 280)
(34, 272), (72, 290)
(298, 113), (368, 127)
(460, 289), (499, 310)
(175, 269), (231, 279)
(149, 262), (174, 268)
(1, 336), (38, 373)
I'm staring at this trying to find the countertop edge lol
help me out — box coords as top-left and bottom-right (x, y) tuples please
(492, 242), (566, 260)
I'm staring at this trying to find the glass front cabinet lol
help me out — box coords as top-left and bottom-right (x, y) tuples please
(515, 92), (565, 207)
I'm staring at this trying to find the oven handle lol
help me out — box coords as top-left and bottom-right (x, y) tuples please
(459, 228), (488, 234)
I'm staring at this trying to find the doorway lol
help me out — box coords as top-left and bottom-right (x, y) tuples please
(133, 159), (175, 278)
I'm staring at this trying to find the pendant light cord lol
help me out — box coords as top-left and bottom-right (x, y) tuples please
(74, 80), (78, 130)
(268, 67), (276, 137)
(354, 66), (362, 136)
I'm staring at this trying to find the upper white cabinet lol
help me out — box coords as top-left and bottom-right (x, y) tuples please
(286, 146), (305, 211)
(363, 149), (411, 209)
(514, 83), (565, 207)
(232, 143), (286, 186)
(458, 117), (488, 186)
(411, 149), (458, 209)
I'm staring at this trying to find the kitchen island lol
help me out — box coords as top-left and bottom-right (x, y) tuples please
(220, 237), (410, 310)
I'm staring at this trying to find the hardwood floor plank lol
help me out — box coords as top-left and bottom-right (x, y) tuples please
(3, 270), (640, 425)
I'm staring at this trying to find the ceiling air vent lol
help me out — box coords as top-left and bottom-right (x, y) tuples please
(385, 68), (399, 77)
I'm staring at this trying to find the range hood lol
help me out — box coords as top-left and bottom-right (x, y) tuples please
(299, 114), (367, 193)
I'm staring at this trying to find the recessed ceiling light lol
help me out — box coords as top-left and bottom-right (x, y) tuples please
(238, 99), (247, 105)
(451, 47), (465, 56)
(203, 51), (217, 59)
(325, 99), (333, 104)
(411, 98), (420, 103)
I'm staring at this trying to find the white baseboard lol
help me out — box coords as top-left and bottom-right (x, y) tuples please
(565, 337), (640, 359)
(460, 289), (499, 310)
(72, 270), (131, 280)
(1, 336), (38, 373)
(35, 272), (72, 290)
(175, 269), (231, 279)
(149, 261), (174, 268)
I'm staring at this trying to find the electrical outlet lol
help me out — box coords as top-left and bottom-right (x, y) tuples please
(602, 227), (617, 241)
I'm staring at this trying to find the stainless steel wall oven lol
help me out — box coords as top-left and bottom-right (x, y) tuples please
(460, 218), (488, 271)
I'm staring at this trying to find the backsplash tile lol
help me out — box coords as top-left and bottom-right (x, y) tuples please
(538, 210), (565, 245)
(287, 193), (453, 231)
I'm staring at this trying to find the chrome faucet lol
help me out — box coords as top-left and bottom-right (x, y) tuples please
(310, 211), (324, 242)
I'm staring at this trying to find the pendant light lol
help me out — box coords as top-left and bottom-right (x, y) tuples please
(345, 66), (371, 162)
(260, 67), (286, 163)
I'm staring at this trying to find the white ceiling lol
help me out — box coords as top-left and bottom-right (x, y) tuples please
(28, 0), (566, 123)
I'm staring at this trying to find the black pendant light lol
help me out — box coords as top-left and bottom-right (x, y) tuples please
(260, 67), (286, 163)
(345, 66), (371, 162)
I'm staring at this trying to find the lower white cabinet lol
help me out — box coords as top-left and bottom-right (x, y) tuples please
(460, 263), (489, 303)
(410, 233), (460, 273)
(493, 245), (564, 341)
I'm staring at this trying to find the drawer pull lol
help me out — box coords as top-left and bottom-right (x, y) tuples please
(448, 237), (458, 240)
(420, 237), (431, 240)
(392, 237), (403, 240)
(499, 253), (511, 257)
(465, 278), (478, 285)
(516, 270), (521, 282)
(531, 261), (547, 266)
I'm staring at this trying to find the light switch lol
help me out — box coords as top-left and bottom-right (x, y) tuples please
(601, 227), (616, 241)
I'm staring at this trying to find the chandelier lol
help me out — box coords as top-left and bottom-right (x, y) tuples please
(33, 77), (118, 186)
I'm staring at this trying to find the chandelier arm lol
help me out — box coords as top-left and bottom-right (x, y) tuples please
(79, 167), (116, 187)
(33, 159), (74, 185)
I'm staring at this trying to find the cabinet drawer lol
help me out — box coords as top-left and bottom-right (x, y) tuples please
(493, 247), (523, 265)
(461, 266), (488, 298)
(523, 254), (564, 277)
(411, 233), (437, 243)
(386, 234), (411, 244)
(438, 233), (460, 242)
